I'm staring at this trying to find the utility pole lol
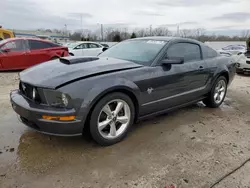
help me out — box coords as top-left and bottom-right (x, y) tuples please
(149, 25), (152, 36)
(177, 25), (180, 37)
(64, 24), (68, 42)
(64, 24), (67, 36)
(101, 24), (104, 41)
(80, 14), (83, 39)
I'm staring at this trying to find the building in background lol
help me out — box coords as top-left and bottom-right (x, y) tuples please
(12, 29), (69, 43)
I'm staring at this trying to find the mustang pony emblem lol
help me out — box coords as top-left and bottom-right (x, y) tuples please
(147, 87), (154, 94)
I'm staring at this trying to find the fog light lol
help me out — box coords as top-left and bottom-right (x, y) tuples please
(42, 115), (75, 121)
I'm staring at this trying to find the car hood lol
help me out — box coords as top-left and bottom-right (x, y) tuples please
(20, 57), (143, 89)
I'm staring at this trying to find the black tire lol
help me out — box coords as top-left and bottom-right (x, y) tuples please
(89, 92), (135, 146)
(203, 76), (227, 108)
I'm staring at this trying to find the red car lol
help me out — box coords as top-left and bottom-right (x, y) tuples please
(0, 38), (69, 70)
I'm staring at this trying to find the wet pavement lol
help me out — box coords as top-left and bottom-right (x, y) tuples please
(1, 73), (250, 188)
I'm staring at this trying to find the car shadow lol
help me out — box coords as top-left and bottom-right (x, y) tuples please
(0, 70), (21, 73)
(15, 102), (219, 174)
(236, 73), (250, 77)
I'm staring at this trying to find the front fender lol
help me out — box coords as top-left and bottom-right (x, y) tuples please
(78, 77), (141, 125)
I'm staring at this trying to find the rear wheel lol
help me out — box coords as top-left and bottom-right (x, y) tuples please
(203, 76), (227, 108)
(89, 92), (135, 146)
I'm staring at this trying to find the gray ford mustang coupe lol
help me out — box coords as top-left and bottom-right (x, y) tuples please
(10, 37), (236, 146)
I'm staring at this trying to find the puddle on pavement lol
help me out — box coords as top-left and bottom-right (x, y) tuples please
(0, 98), (240, 176)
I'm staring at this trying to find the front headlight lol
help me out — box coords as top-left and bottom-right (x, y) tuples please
(61, 93), (69, 106)
(43, 89), (72, 108)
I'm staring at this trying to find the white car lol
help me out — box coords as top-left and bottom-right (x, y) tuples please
(67, 42), (107, 56)
(217, 50), (232, 57)
(221, 45), (246, 55)
(236, 52), (250, 74)
(217, 49), (250, 74)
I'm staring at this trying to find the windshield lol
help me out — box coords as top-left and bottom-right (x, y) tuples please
(99, 40), (167, 65)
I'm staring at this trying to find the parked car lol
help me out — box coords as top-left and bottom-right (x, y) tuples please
(10, 37), (236, 146)
(68, 41), (107, 56)
(217, 49), (250, 74)
(217, 50), (232, 57)
(0, 38), (69, 70)
(100, 43), (109, 48)
(236, 51), (250, 74)
(221, 45), (246, 55)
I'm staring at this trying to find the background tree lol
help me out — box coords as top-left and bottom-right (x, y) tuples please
(152, 27), (172, 36)
(113, 33), (121, 42)
(131, 32), (137, 38)
(69, 32), (82, 41)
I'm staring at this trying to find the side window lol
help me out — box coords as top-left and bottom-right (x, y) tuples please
(166, 43), (201, 62)
(3, 33), (11, 39)
(49, 43), (60, 48)
(232, 46), (244, 50)
(74, 43), (88, 49)
(28, 40), (52, 50)
(0, 40), (26, 52)
(88, 43), (100, 48)
(203, 46), (218, 59)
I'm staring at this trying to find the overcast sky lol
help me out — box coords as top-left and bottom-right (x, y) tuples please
(1, 0), (250, 34)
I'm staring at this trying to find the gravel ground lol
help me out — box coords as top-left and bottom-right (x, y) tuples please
(0, 72), (250, 188)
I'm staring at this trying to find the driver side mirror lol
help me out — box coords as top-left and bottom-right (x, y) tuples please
(161, 58), (184, 65)
(1, 48), (11, 53)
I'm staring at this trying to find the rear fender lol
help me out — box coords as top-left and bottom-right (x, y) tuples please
(211, 65), (230, 87)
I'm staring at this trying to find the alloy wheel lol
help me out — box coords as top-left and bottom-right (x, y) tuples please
(214, 80), (226, 104)
(97, 99), (131, 139)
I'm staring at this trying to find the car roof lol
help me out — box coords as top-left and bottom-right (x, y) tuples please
(2, 37), (53, 43)
(74, 41), (99, 44)
(128, 36), (203, 44)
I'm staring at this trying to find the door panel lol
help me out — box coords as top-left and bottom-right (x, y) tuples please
(86, 43), (103, 56)
(26, 49), (50, 66)
(87, 48), (102, 56)
(26, 40), (56, 67)
(138, 42), (209, 116)
(72, 49), (83, 56)
(0, 39), (27, 70)
(137, 66), (189, 116)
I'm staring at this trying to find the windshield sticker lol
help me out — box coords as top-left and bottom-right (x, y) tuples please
(146, 40), (166, 45)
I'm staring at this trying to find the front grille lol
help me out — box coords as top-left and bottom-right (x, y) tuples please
(19, 82), (41, 103)
(246, 61), (250, 64)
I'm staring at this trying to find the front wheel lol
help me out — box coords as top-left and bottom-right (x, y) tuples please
(89, 92), (135, 146)
(203, 76), (227, 108)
